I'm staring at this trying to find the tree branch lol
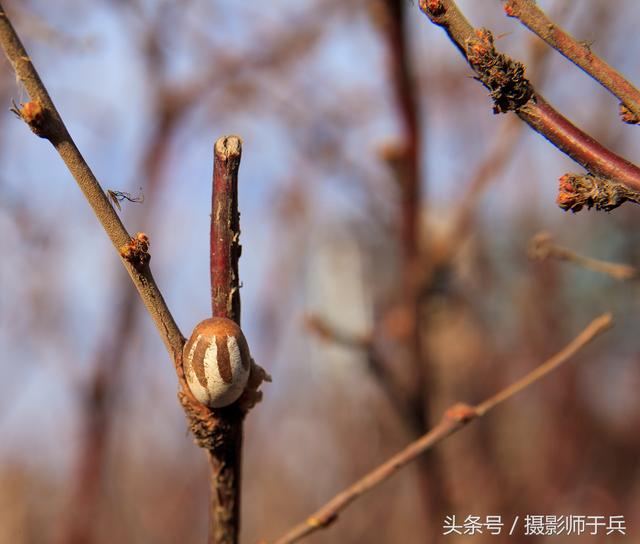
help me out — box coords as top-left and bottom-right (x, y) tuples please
(503, 0), (640, 124)
(207, 136), (244, 544)
(304, 314), (372, 351)
(304, 313), (425, 434)
(375, 4), (453, 524)
(528, 231), (637, 281)
(418, 0), (640, 194)
(0, 2), (184, 357)
(176, 137), (268, 542)
(211, 137), (243, 321)
(0, 6), (256, 542)
(270, 312), (613, 544)
(518, 97), (640, 192)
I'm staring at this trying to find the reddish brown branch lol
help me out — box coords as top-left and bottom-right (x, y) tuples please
(518, 96), (640, 192)
(211, 136), (243, 322)
(207, 136), (244, 544)
(379, 0), (429, 420)
(378, 0), (422, 261)
(428, 22), (557, 281)
(271, 312), (613, 544)
(418, 0), (640, 194)
(377, 1), (452, 528)
(503, 0), (640, 124)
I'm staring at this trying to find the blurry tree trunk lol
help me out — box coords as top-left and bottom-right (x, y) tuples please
(375, 0), (451, 529)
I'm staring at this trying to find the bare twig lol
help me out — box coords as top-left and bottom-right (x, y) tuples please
(207, 135), (244, 544)
(271, 312), (613, 544)
(418, 0), (640, 194)
(375, 0), (422, 262)
(0, 3), (184, 357)
(426, 10), (561, 289)
(304, 314), (372, 350)
(176, 137), (258, 544)
(304, 313), (423, 432)
(180, 136), (269, 543)
(503, 0), (640, 124)
(375, 0), (427, 428)
(211, 137), (243, 322)
(518, 98), (640, 192)
(529, 231), (637, 281)
(376, 3), (452, 525)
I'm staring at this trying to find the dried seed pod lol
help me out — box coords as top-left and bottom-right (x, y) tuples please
(182, 317), (251, 408)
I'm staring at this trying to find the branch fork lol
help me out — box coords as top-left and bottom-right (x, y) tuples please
(419, 0), (640, 209)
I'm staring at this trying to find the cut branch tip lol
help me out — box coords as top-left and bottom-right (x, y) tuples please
(214, 134), (243, 161)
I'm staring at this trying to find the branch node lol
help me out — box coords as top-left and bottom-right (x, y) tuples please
(465, 28), (534, 113)
(119, 232), (151, 270)
(11, 99), (52, 138)
(527, 231), (554, 261)
(527, 231), (637, 281)
(307, 516), (329, 529)
(420, 0), (445, 18)
(237, 359), (272, 412)
(619, 103), (640, 125)
(177, 360), (270, 451)
(557, 173), (640, 212)
(444, 402), (477, 423)
(503, 3), (516, 18)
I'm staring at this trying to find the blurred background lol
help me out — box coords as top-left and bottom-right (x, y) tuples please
(1, 0), (639, 542)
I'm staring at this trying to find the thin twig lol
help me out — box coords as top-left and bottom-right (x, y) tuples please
(426, 10), (560, 292)
(503, 0), (640, 124)
(529, 231), (637, 281)
(304, 313), (423, 432)
(304, 314), (372, 350)
(0, 3), (184, 357)
(418, 0), (640, 193)
(271, 312), (613, 544)
(211, 137), (243, 322)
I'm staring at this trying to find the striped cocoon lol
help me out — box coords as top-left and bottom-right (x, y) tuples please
(182, 317), (251, 408)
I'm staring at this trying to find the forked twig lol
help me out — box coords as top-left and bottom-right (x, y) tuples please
(271, 312), (613, 544)
(503, 0), (640, 124)
(418, 0), (640, 196)
(529, 232), (637, 281)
